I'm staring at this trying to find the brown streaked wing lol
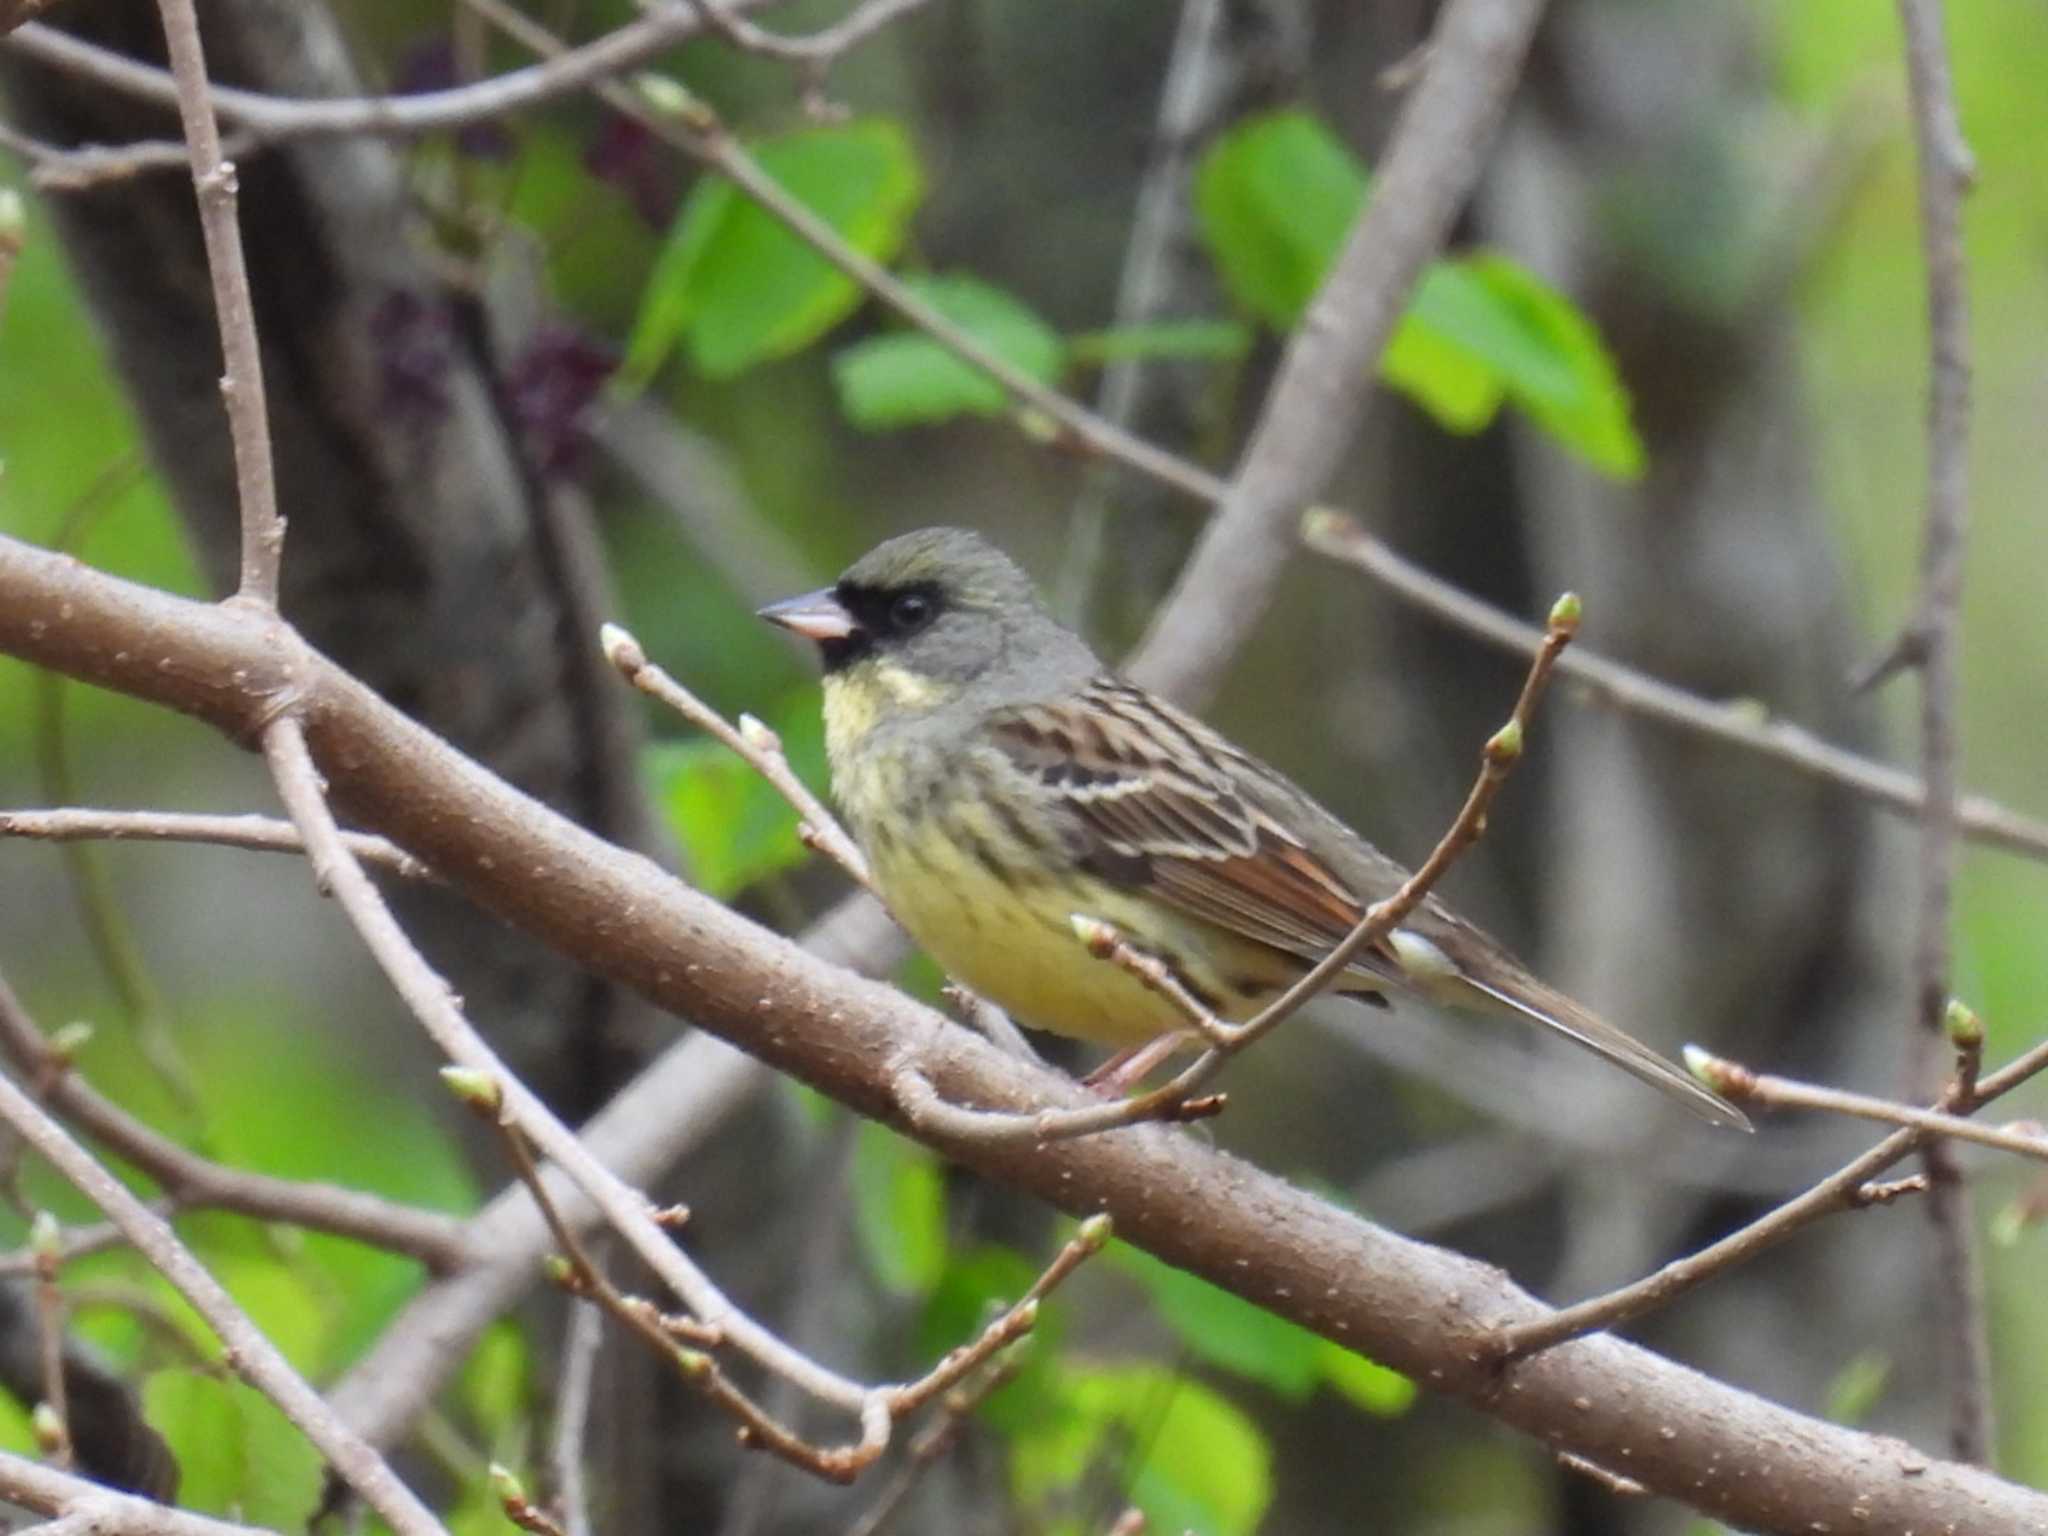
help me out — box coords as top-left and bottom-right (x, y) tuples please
(987, 680), (1400, 987)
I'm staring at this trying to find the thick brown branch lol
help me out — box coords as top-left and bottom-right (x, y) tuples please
(3, 543), (2045, 1534)
(258, 714), (871, 1416)
(11, 8), (2047, 870)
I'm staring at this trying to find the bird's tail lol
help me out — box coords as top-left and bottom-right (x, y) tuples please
(1383, 927), (1749, 1130)
(1456, 971), (1751, 1131)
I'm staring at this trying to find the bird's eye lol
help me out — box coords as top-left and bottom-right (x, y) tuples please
(889, 592), (935, 633)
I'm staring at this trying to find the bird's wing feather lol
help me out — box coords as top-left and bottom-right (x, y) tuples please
(986, 679), (1399, 985)
(986, 678), (1748, 1128)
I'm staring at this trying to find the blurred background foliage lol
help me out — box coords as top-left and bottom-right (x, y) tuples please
(3, 0), (2047, 1532)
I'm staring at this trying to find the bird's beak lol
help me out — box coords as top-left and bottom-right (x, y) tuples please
(757, 588), (858, 643)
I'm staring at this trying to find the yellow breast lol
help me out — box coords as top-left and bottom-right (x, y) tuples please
(873, 806), (1307, 1048)
(820, 670), (1304, 1048)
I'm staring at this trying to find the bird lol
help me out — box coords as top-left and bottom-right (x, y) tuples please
(759, 526), (1748, 1130)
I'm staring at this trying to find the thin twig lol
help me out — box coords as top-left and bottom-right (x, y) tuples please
(685, 0), (932, 64)
(0, 1447), (269, 1536)
(328, 901), (896, 1455)
(897, 600), (1578, 1145)
(1557, 1451), (1646, 1499)
(9, 545), (2048, 1532)
(30, 1213), (70, 1469)
(152, 0), (284, 601)
(1686, 1048), (2048, 1165)
(3, 3), (780, 153)
(842, 1357), (1022, 1536)
(1128, 0), (1552, 705)
(548, 1289), (603, 1536)
(0, 808), (429, 879)
(0, 1035), (447, 1535)
(0, 1215), (137, 1277)
(1494, 1027), (2048, 1361)
(260, 712), (873, 1414)
(1894, 0), (1986, 1467)
(601, 623), (869, 886)
(490, 1465), (567, 1536)
(0, 972), (474, 1272)
(1854, 1174), (1930, 1208)
(1300, 509), (2048, 861)
(25, 0), (2048, 866)
(884, 1216), (1109, 1418)
(478, 1102), (877, 1484)
(482, 1074), (1103, 1484)
(0, 119), (251, 192)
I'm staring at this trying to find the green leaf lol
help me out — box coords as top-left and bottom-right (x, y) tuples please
(832, 273), (1064, 429)
(851, 1120), (949, 1297)
(1823, 1350), (1891, 1427)
(1109, 1243), (1320, 1398)
(1195, 110), (1366, 328)
(1381, 305), (1507, 433)
(1316, 1339), (1417, 1416)
(143, 1371), (323, 1526)
(1193, 109), (1644, 477)
(1414, 255), (1645, 477)
(623, 118), (924, 384)
(1110, 1242), (1411, 1412)
(1065, 319), (1253, 367)
(458, 1320), (535, 1439)
(1029, 1364), (1271, 1536)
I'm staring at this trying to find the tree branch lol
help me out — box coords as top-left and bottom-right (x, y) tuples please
(3, 541), (2044, 1534)
(0, 993), (446, 1536)
(329, 895), (898, 1452)
(1495, 1027), (2048, 1361)
(1894, 0), (1986, 1465)
(0, 973), (473, 1270)
(1687, 1047), (2048, 1165)
(151, 0), (281, 601)
(0, 1448), (265, 1536)
(1128, 0), (1550, 704)
(0, 807), (427, 878)
(3, 1), (779, 150)
(12, 4), (2048, 870)
(0, 0), (59, 40)
(257, 712), (873, 1417)
(1301, 509), (2048, 860)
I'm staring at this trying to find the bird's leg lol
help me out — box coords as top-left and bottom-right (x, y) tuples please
(1080, 1030), (1197, 1096)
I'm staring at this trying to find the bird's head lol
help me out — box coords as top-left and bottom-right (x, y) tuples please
(759, 527), (1096, 720)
